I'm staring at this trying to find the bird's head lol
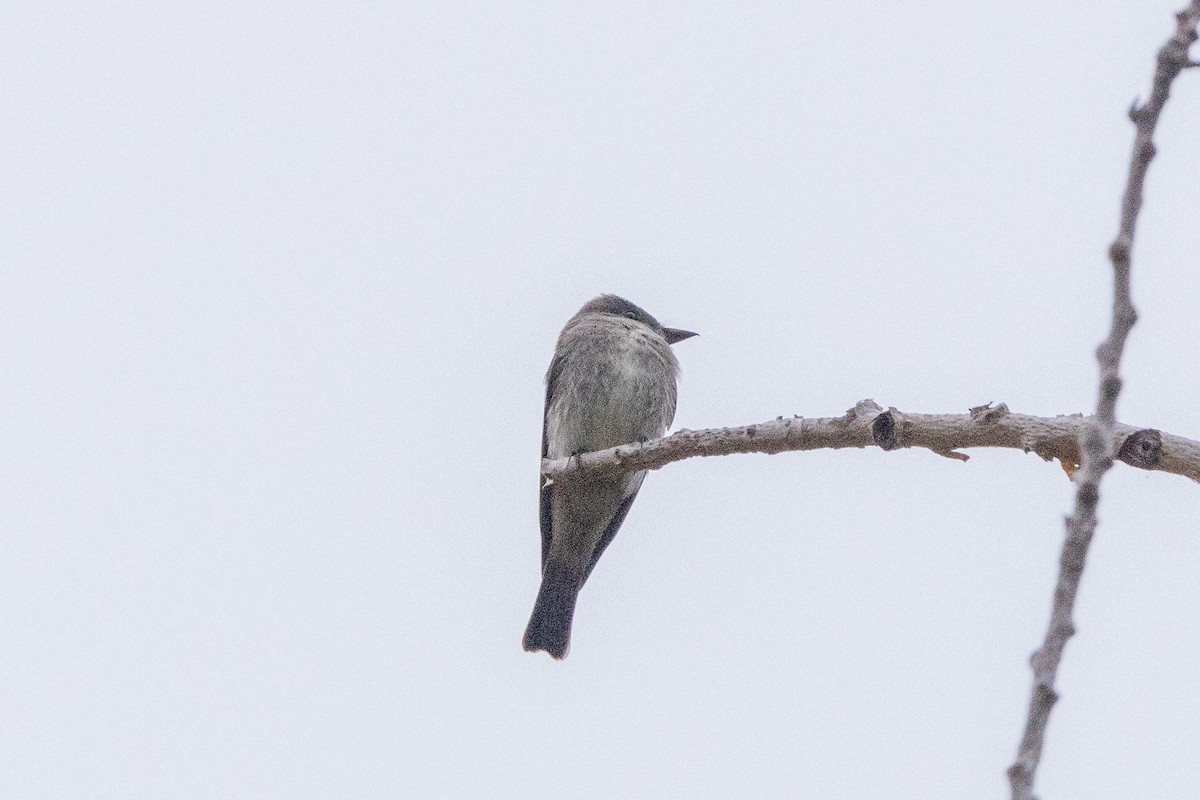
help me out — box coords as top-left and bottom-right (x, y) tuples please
(580, 294), (697, 345)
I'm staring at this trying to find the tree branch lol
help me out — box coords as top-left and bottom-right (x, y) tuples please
(541, 400), (1200, 484)
(1008, 5), (1200, 799)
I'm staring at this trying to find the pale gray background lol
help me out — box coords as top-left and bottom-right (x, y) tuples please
(3, 2), (1199, 798)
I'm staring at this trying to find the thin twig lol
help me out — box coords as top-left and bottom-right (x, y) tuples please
(541, 400), (1200, 484)
(1007, 6), (1200, 799)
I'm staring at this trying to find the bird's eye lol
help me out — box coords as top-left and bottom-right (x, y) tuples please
(623, 311), (638, 320)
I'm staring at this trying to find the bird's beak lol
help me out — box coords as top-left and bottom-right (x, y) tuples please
(663, 327), (698, 345)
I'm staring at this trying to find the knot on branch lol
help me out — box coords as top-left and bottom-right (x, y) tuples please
(1109, 238), (1132, 264)
(1035, 681), (1060, 709)
(1117, 428), (1163, 469)
(872, 410), (898, 450)
(849, 399), (883, 419)
(970, 401), (1010, 423)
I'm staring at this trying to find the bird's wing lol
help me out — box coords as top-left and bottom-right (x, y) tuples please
(539, 483), (554, 570)
(582, 474), (644, 584)
(539, 354), (565, 570)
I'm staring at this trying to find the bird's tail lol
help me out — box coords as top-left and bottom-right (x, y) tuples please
(522, 558), (582, 660)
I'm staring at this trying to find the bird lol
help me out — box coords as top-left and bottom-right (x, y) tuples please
(523, 294), (696, 659)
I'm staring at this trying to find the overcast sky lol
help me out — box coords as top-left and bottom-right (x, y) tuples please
(3, 3), (1199, 798)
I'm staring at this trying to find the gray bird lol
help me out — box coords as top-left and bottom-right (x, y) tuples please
(523, 295), (696, 659)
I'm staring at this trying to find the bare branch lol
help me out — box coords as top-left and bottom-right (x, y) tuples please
(541, 400), (1200, 484)
(1008, 5), (1200, 799)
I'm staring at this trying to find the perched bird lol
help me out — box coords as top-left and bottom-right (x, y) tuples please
(523, 295), (696, 659)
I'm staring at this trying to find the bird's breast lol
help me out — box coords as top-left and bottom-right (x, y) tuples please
(545, 324), (678, 458)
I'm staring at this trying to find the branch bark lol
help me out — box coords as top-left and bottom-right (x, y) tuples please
(541, 400), (1200, 483)
(1008, 5), (1200, 799)
(539, 8), (1199, 792)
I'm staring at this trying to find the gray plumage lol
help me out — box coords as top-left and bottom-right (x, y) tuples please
(523, 295), (696, 659)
